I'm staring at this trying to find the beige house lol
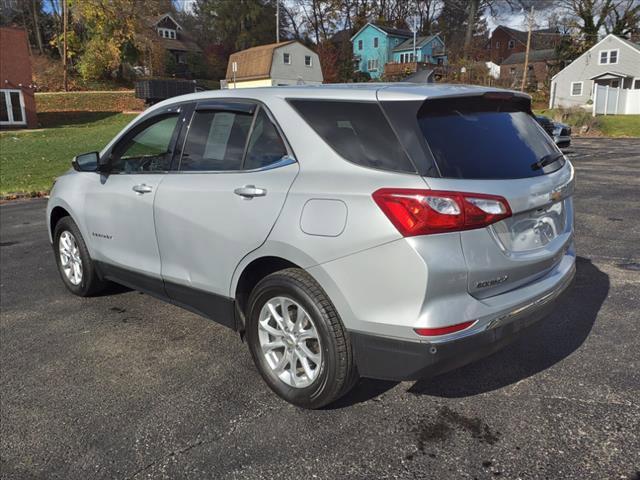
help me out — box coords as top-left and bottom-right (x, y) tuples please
(223, 41), (323, 89)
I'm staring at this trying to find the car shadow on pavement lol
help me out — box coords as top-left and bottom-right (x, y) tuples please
(408, 256), (607, 398)
(91, 281), (132, 297)
(332, 256), (607, 407)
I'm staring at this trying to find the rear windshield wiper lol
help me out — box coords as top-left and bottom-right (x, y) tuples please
(531, 152), (564, 171)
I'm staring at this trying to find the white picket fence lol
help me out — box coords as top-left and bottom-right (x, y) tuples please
(593, 84), (640, 115)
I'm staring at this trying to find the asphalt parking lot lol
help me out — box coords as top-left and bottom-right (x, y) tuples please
(1, 138), (639, 479)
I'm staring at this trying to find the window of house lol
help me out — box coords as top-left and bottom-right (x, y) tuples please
(496, 41), (500, 48)
(367, 59), (379, 71)
(158, 28), (176, 39)
(611, 79), (620, 88)
(111, 114), (179, 173)
(305, 55), (312, 67)
(243, 109), (288, 170)
(358, 40), (363, 50)
(510, 67), (516, 75)
(508, 40), (515, 49)
(283, 52), (291, 64)
(0, 89), (26, 126)
(179, 110), (253, 171)
(373, 37), (379, 48)
(528, 65), (533, 71)
(634, 79), (640, 89)
(571, 82), (583, 96)
(599, 49), (619, 64)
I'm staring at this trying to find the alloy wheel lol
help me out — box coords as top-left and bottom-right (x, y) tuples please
(59, 231), (83, 286)
(257, 296), (322, 388)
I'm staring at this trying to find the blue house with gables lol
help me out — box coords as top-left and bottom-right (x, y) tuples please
(351, 22), (447, 79)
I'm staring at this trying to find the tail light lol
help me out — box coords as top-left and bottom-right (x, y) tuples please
(414, 320), (476, 336)
(372, 188), (511, 236)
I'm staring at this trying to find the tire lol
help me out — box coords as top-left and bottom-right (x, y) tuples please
(246, 268), (358, 409)
(53, 216), (107, 297)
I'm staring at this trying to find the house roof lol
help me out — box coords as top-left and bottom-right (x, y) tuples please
(225, 40), (297, 81)
(617, 36), (640, 52)
(502, 48), (558, 65)
(150, 13), (183, 30)
(493, 25), (560, 49)
(374, 24), (412, 37)
(393, 34), (439, 52)
(350, 22), (411, 41)
(159, 36), (201, 53)
(590, 70), (633, 79)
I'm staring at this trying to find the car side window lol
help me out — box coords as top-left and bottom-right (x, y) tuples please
(180, 110), (253, 171)
(243, 108), (288, 170)
(111, 114), (179, 173)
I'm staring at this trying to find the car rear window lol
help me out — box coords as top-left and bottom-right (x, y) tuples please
(418, 96), (561, 179)
(288, 99), (416, 173)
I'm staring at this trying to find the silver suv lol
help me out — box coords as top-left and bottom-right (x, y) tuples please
(47, 85), (575, 408)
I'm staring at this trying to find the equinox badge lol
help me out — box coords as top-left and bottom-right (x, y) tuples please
(476, 275), (508, 289)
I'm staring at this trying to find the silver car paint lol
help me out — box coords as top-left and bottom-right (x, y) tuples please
(47, 84), (576, 345)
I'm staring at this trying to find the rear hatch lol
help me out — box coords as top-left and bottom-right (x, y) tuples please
(387, 92), (574, 299)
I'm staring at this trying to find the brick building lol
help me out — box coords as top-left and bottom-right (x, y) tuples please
(484, 25), (561, 65)
(0, 26), (37, 128)
(501, 49), (559, 90)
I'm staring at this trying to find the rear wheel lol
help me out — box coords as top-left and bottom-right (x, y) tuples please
(246, 268), (358, 409)
(53, 216), (107, 297)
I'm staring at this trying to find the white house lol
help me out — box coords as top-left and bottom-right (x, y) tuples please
(549, 34), (640, 115)
(223, 41), (323, 89)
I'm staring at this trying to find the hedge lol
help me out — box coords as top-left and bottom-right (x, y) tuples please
(35, 91), (145, 113)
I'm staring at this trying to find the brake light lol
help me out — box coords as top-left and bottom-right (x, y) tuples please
(372, 189), (511, 236)
(414, 320), (476, 336)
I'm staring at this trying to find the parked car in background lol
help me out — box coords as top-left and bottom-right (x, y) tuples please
(552, 121), (572, 148)
(47, 85), (576, 409)
(536, 115), (572, 149)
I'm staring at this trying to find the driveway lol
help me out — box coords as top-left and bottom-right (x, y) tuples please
(1, 138), (639, 479)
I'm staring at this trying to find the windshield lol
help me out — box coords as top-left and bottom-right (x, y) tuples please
(418, 97), (562, 179)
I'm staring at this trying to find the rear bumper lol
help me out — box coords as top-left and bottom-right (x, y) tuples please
(350, 259), (575, 381)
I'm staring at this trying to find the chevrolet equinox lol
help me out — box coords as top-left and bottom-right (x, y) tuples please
(47, 84), (576, 408)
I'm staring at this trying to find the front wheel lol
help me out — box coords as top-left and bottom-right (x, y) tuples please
(246, 268), (358, 409)
(53, 216), (107, 297)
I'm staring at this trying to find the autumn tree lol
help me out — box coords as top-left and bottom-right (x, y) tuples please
(72, 0), (172, 80)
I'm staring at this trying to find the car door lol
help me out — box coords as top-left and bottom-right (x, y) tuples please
(84, 106), (184, 289)
(153, 100), (299, 322)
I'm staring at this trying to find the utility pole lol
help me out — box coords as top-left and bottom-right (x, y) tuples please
(63, 0), (68, 92)
(412, 16), (417, 63)
(276, 1), (280, 43)
(521, 5), (534, 92)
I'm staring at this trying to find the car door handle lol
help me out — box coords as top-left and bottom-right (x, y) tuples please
(234, 185), (267, 198)
(132, 184), (153, 194)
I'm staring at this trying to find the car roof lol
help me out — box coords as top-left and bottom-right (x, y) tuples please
(148, 83), (529, 113)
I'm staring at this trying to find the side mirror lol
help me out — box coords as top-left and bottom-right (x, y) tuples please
(72, 152), (100, 172)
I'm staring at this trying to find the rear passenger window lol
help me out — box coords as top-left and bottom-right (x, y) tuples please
(244, 108), (288, 170)
(289, 100), (415, 173)
(180, 110), (253, 171)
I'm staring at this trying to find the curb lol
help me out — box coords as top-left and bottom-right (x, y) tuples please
(0, 191), (49, 203)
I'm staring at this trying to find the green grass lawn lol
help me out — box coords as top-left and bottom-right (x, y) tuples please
(535, 109), (640, 137)
(0, 112), (137, 195)
(597, 115), (640, 137)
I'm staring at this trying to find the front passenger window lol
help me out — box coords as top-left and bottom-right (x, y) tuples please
(111, 114), (179, 173)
